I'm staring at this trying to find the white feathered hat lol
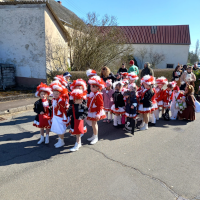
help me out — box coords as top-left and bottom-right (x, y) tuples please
(141, 75), (155, 85)
(128, 72), (139, 81)
(88, 75), (106, 90)
(86, 69), (97, 77)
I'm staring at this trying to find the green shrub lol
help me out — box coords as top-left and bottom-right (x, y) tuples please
(47, 69), (174, 85)
(193, 69), (200, 95)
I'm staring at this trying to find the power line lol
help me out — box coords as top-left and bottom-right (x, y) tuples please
(63, 0), (87, 17)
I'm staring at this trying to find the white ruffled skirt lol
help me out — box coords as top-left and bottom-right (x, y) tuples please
(111, 105), (125, 115)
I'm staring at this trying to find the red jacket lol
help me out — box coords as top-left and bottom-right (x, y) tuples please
(52, 97), (68, 122)
(87, 92), (104, 115)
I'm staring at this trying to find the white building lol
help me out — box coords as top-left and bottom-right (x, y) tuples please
(118, 25), (190, 69)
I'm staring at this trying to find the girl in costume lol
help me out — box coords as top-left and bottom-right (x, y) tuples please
(67, 89), (88, 152)
(69, 79), (87, 105)
(170, 85), (184, 120)
(111, 81), (125, 127)
(86, 69), (97, 96)
(124, 83), (137, 135)
(54, 75), (70, 109)
(33, 83), (52, 144)
(86, 76), (106, 144)
(149, 85), (157, 126)
(138, 75), (155, 131)
(154, 77), (168, 120)
(162, 81), (176, 115)
(49, 80), (68, 148)
(102, 79), (114, 123)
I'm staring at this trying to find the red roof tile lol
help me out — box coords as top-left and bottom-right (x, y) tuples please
(118, 25), (190, 44)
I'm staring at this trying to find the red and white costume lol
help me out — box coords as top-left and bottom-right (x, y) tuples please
(155, 77), (168, 108)
(128, 72), (139, 83)
(53, 76), (69, 109)
(138, 75), (155, 114)
(70, 79), (87, 100)
(170, 85), (181, 119)
(87, 76), (106, 121)
(50, 81), (68, 135)
(33, 82), (52, 129)
(67, 89), (88, 135)
(163, 82), (176, 109)
(151, 87), (158, 111)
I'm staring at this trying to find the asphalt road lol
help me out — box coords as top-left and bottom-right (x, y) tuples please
(0, 111), (200, 200)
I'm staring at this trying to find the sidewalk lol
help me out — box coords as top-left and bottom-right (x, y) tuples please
(0, 98), (37, 115)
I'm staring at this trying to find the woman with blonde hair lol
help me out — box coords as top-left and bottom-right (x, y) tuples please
(178, 84), (195, 121)
(100, 66), (118, 83)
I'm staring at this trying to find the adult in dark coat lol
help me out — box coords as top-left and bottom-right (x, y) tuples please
(140, 62), (154, 78)
(117, 63), (128, 74)
(100, 66), (119, 83)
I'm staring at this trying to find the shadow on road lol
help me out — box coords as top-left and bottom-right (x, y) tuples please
(0, 115), (190, 167)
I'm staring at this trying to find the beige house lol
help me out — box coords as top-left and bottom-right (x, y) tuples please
(0, 0), (76, 86)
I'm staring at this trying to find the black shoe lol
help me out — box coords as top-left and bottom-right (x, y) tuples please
(148, 123), (156, 126)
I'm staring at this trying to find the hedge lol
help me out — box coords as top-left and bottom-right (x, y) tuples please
(47, 69), (174, 85)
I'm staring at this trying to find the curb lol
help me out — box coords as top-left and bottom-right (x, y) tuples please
(0, 104), (34, 116)
(0, 94), (35, 102)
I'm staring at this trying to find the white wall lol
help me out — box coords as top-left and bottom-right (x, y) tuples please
(126, 44), (189, 69)
(0, 4), (46, 80)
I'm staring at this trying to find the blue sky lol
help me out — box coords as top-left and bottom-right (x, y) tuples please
(63, 0), (200, 52)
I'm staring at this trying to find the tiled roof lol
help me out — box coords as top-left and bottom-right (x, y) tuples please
(118, 25), (190, 44)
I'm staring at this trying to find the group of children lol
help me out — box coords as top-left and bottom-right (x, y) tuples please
(33, 69), (197, 152)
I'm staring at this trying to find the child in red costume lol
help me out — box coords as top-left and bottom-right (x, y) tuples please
(163, 81), (176, 110)
(54, 75), (70, 109)
(155, 77), (168, 120)
(86, 76), (106, 145)
(33, 83), (52, 144)
(49, 80), (68, 148)
(67, 89), (88, 152)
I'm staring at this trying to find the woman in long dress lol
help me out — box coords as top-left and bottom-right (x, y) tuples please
(178, 84), (195, 121)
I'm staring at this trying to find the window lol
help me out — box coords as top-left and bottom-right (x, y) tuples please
(166, 64), (174, 68)
(151, 26), (157, 34)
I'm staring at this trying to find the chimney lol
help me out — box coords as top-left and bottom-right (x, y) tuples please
(57, 1), (62, 4)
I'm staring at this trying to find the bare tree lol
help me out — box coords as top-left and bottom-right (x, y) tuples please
(136, 47), (148, 69)
(45, 35), (70, 78)
(149, 47), (165, 68)
(68, 12), (132, 71)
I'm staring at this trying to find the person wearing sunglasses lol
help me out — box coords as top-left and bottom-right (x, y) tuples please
(100, 66), (118, 83)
